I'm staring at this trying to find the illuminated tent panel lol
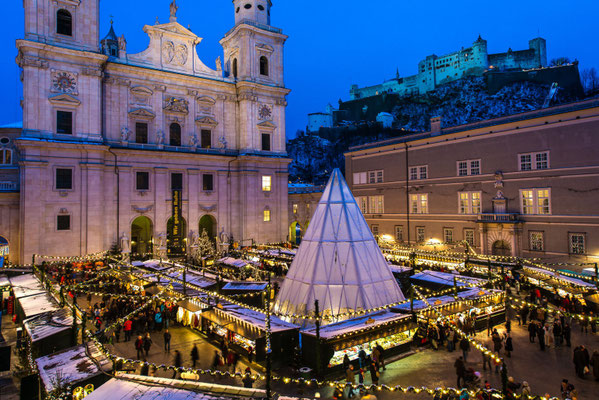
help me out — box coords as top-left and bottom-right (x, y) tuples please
(273, 169), (404, 321)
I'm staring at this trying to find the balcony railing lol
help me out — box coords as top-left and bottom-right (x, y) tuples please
(225, 19), (283, 36)
(478, 213), (520, 222)
(0, 181), (18, 192)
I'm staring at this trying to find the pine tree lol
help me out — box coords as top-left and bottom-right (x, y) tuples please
(193, 229), (215, 261)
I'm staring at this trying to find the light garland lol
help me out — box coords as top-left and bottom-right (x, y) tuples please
(507, 295), (598, 322)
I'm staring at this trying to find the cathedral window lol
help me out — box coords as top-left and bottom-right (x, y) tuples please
(136, 172), (150, 191)
(244, 4), (252, 9)
(261, 133), (271, 151)
(171, 173), (183, 191)
(201, 129), (212, 149)
(55, 168), (73, 190)
(57, 111), (73, 135)
(258, 5), (265, 11)
(202, 174), (214, 191)
(1, 149), (12, 165)
(232, 59), (238, 78)
(169, 123), (181, 147)
(57, 215), (71, 231)
(260, 56), (269, 76)
(135, 122), (148, 144)
(57, 9), (73, 36)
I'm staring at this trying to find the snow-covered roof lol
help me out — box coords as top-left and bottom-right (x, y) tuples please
(302, 310), (411, 340)
(274, 169), (405, 320)
(19, 292), (60, 318)
(208, 301), (298, 334)
(389, 264), (412, 274)
(523, 266), (596, 289)
(165, 269), (217, 289)
(36, 342), (111, 393)
(24, 308), (74, 342)
(9, 274), (46, 298)
(411, 270), (486, 287)
(85, 374), (267, 400)
(0, 275), (10, 287)
(218, 257), (248, 268)
(394, 288), (501, 313)
(222, 282), (267, 291)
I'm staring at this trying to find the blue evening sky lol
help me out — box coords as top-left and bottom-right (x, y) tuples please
(1, 0), (597, 138)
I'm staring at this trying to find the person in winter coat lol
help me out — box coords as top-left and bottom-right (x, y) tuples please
(343, 354), (350, 372)
(154, 311), (162, 332)
(521, 381), (531, 397)
(358, 347), (367, 368)
(563, 323), (572, 347)
(491, 330), (502, 354)
(454, 356), (466, 388)
(375, 342), (386, 371)
(135, 335), (144, 360)
(459, 337), (470, 363)
(173, 350), (182, 378)
(124, 319), (133, 342)
(528, 321), (537, 343)
(591, 350), (599, 381)
(537, 324), (545, 351)
(164, 329), (171, 352)
(573, 345), (589, 378)
(345, 364), (356, 398)
(242, 367), (254, 388)
(191, 344), (199, 368)
(143, 333), (152, 359)
(369, 361), (379, 386)
(505, 335), (513, 358)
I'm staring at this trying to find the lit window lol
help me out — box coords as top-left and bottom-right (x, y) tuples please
(520, 188), (551, 215)
(356, 197), (368, 214)
(293, 204), (298, 214)
(519, 151), (549, 171)
(394, 226), (403, 242)
(529, 231), (544, 252)
(410, 194), (428, 214)
(368, 195), (384, 214)
(1, 149), (11, 165)
(459, 192), (481, 214)
(416, 227), (425, 242)
(569, 233), (585, 254)
(444, 228), (454, 243)
(464, 229), (475, 246)
(263, 209), (271, 222)
(262, 176), (271, 192)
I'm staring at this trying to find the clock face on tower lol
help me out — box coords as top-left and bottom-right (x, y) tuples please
(258, 104), (272, 120)
(52, 71), (77, 94)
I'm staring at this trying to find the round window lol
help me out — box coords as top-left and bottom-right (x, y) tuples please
(258, 5), (265, 11)
(236, 7), (240, 13)
(244, 4), (252, 9)
(0, 137), (9, 145)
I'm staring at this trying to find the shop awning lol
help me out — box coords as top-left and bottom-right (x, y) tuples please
(201, 310), (263, 340)
(177, 299), (207, 313)
(222, 282), (267, 292)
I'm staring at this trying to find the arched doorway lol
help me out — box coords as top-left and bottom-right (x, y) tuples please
(289, 222), (302, 245)
(167, 216), (187, 257)
(199, 215), (217, 242)
(492, 240), (511, 257)
(0, 235), (9, 266)
(131, 217), (153, 256)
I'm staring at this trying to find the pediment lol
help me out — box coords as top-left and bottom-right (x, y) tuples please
(130, 85), (153, 97)
(145, 22), (201, 44)
(48, 93), (81, 106)
(128, 108), (156, 118)
(256, 44), (275, 54)
(195, 116), (218, 127)
(197, 96), (216, 106)
(257, 120), (277, 129)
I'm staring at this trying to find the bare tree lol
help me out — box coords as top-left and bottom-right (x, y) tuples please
(581, 67), (599, 94)
(550, 57), (571, 66)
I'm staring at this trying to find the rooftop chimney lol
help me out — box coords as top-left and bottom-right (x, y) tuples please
(430, 116), (442, 135)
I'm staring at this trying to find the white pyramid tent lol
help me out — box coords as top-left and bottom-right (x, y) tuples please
(273, 169), (404, 322)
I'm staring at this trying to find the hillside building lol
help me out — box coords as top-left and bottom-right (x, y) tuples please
(350, 36), (547, 99)
(0, 0), (291, 264)
(345, 99), (599, 266)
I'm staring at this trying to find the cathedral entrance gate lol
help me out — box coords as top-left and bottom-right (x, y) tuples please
(131, 217), (153, 256)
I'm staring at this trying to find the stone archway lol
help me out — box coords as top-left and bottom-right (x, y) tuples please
(131, 216), (153, 256)
(199, 215), (217, 243)
(289, 222), (302, 245)
(167, 216), (187, 257)
(492, 240), (511, 257)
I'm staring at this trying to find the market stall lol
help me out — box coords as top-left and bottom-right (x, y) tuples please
(522, 266), (596, 302)
(15, 292), (60, 322)
(35, 342), (111, 399)
(24, 308), (74, 356)
(176, 296), (210, 328)
(410, 270), (487, 290)
(394, 288), (505, 331)
(9, 274), (46, 300)
(200, 301), (298, 365)
(300, 310), (417, 372)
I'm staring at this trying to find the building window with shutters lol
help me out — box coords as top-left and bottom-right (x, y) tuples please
(464, 229), (475, 246)
(394, 225), (403, 242)
(443, 228), (454, 243)
(416, 227), (425, 243)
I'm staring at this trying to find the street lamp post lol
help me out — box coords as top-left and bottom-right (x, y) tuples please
(265, 271), (272, 400)
(315, 299), (321, 379)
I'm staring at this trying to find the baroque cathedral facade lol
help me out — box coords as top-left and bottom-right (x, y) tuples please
(4, 0), (290, 263)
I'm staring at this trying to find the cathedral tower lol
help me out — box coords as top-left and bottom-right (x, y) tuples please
(233, 0), (272, 26)
(23, 0), (100, 52)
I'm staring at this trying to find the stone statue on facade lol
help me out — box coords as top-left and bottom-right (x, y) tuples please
(156, 129), (165, 145)
(215, 56), (222, 73)
(189, 132), (198, 148)
(156, 232), (167, 250)
(219, 136), (228, 149)
(120, 126), (130, 141)
(494, 171), (504, 188)
(169, 0), (178, 22)
(118, 34), (127, 52)
(120, 232), (130, 254)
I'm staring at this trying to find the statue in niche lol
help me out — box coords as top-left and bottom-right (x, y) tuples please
(120, 127), (130, 141)
(215, 56), (222, 73)
(156, 232), (167, 249)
